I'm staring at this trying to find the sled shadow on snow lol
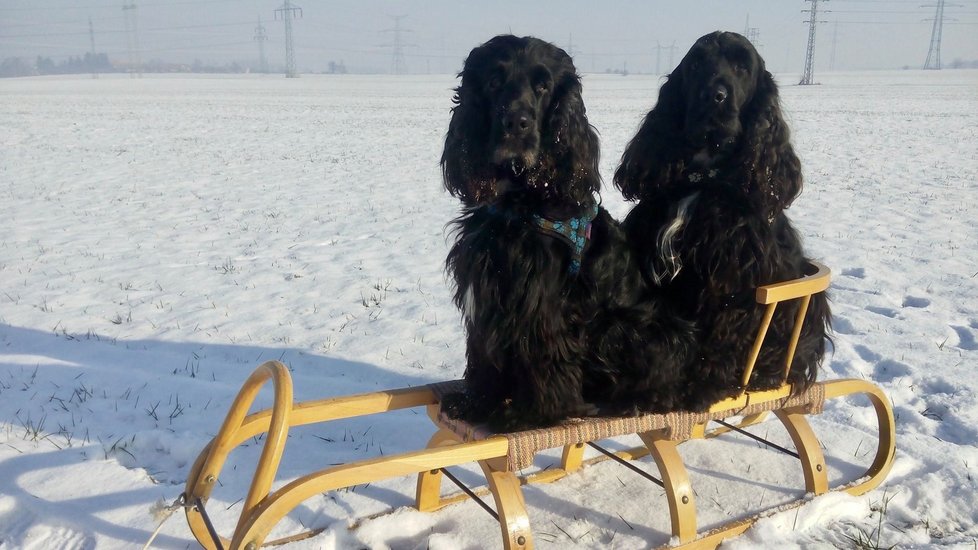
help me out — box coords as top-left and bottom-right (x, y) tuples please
(0, 323), (442, 548)
(0, 323), (887, 548)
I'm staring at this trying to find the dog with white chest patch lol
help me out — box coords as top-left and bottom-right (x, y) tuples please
(615, 31), (832, 410)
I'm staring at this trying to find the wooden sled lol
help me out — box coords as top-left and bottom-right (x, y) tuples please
(182, 261), (895, 549)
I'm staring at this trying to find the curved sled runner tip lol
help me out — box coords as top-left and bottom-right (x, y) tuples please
(180, 261), (895, 549)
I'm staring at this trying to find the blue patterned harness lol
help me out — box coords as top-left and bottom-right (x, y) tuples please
(532, 205), (599, 275)
(485, 203), (599, 275)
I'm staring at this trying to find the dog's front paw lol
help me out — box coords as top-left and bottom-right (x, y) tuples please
(486, 402), (529, 432)
(440, 391), (473, 420)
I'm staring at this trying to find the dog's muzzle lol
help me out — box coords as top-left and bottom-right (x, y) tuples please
(492, 104), (541, 174)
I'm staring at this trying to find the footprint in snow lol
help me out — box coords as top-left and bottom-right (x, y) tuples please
(920, 377), (956, 395)
(853, 344), (882, 363)
(841, 267), (866, 279)
(832, 316), (861, 335)
(950, 325), (978, 351)
(873, 358), (913, 382)
(902, 296), (930, 308)
(866, 305), (899, 318)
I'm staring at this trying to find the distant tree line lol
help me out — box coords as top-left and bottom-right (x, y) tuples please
(5, 52), (972, 78)
(946, 58), (978, 69)
(2, 53), (111, 77)
(1, 53), (351, 77)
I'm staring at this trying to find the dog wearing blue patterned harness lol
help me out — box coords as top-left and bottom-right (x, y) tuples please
(441, 35), (697, 430)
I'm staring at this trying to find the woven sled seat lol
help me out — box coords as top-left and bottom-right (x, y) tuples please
(181, 261), (896, 550)
(426, 379), (825, 472)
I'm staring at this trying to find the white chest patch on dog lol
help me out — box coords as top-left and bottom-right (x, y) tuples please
(652, 191), (701, 285)
(462, 283), (477, 322)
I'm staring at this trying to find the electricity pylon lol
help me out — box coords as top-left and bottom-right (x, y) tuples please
(923, 0), (957, 70)
(254, 16), (269, 74)
(122, 2), (141, 78)
(380, 15), (415, 75)
(800, 0), (828, 85)
(275, 1), (302, 78)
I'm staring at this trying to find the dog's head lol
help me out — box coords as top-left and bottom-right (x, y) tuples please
(677, 31), (762, 156)
(442, 35), (600, 207)
(615, 31), (802, 219)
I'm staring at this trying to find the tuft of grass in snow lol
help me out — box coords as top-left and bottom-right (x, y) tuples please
(16, 411), (47, 442)
(841, 490), (897, 550)
(216, 256), (238, 274)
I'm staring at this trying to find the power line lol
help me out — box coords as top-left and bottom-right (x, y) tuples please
(0, 0), (241, 10)
(0, 21), (253, 39)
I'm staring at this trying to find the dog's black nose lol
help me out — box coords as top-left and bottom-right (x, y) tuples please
(502, 112), (532, 136)
(713, 85), (729, 104)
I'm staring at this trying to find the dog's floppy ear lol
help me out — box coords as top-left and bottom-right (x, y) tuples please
(442, 85), (478, 202)
(441, 47), (493, 204)
(442, 83), (487, 203)
(614, 71), (687, 201)
(546, 71), (601, 197)
(740, 68), (803, 219)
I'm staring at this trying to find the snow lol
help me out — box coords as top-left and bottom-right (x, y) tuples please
(1, 69), (977, 549)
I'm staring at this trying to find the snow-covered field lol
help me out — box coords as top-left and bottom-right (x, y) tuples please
(1, 69), (976, 549)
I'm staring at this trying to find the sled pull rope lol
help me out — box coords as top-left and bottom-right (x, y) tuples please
(142, 493), (201, 550)
(713, 419), (799, 459)
(588, 442), (665, 488)
(440, 468), (500, 521)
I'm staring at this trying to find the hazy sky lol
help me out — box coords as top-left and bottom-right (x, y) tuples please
(2, 0), (976, 74)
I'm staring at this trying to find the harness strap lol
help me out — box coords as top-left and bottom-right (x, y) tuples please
(532, 203), (599, 275)
(482, 202), (599, 275)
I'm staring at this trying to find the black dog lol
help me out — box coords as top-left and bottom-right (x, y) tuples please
(441, 35), (694, 430)
(614, 31), (831, 410)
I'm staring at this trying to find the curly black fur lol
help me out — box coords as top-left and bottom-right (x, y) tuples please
(442, 35), (696, 430)
(614, 31), (831, 411)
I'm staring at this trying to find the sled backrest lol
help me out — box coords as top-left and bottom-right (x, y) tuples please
(739, 261), (831, 394)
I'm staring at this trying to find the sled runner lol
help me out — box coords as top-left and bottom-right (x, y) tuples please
(182, 261), (895, 549)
